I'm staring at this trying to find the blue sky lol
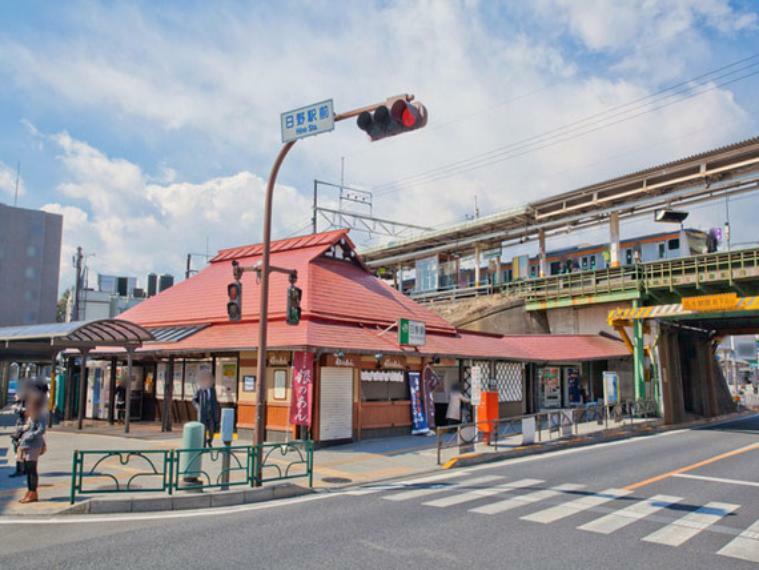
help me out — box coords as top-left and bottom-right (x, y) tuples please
(0, 0), (758, 291)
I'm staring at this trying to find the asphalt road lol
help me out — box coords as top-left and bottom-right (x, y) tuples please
(1, 414), (757, 569)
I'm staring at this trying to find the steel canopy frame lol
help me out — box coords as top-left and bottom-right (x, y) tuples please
(362, 136), (759, 267)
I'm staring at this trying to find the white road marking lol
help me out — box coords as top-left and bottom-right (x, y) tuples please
(642, 501), (739, 547)
(578, 494), (682, 534)
(673, 473), (759, 488)
(718, 519), (759, 563)
(345, 471), (468, 496)
(521, 488), (632, 524)
(383, 474), (503, 502)
(470, 483), (585, 515)
(423, 478), (543, 508)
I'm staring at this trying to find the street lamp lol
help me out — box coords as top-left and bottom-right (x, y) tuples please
(252, 93), (428, 484)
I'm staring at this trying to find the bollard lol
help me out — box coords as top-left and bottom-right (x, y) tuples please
(220, 408), (235, 490)
(180, 421), (204, 484)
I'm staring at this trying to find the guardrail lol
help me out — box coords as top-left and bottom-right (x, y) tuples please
(435, 399), (659, 465)
(70, 440), (313, 504)
(410, 247), (759, 305)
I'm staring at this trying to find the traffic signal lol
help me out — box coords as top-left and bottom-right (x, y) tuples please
(227, 281), (242, 321)
(357, 98), (428, 141)
(286, 284), (302, 325)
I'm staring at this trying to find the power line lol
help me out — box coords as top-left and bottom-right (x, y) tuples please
(373, 54), (759, 195)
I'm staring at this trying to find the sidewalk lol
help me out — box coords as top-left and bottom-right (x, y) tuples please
(0, 410), (659, 516)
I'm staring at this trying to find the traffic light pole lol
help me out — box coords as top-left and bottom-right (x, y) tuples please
(253, 95), (417, 485)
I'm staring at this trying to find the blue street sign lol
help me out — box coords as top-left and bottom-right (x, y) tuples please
(281, 99), (335, 143)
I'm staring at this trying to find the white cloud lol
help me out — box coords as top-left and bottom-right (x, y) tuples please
(0, 161), (23, 200)
(2, 1), (758, 262)
(40, 130), (311, 292)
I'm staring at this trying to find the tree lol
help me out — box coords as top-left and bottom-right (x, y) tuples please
(56, 289), (71, 322)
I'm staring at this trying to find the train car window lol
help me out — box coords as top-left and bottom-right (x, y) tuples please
(550, 261), (561, 275)
(658, 243), (666, 258)
(590, 256), (597, 269)
(581, 257), (588, 270)
(502, 269), (512, 283)
(668, 238), (680, 250)
(530, 265), (537, 277)
(625, 249), (633, 265)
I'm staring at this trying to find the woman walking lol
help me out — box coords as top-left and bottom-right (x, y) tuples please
(17, 381), (48, 504)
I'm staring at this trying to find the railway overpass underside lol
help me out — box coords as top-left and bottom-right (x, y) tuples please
(609, 295), (759, 424)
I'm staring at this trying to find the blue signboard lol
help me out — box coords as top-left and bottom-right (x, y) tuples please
(408, 372), (429, 435)
(280, 99), (335, 143)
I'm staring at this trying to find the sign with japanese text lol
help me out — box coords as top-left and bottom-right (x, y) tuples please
(682, 292), (738, 313)
(289, 352), (313, 427)
(408, 372), (429, 434)
(398, 318), (426, 346)
(470, 365), (482, 406)
(281, 99), (335, 143)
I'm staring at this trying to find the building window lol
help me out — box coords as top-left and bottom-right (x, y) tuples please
(26, 245), (37, 257)
(273, 369), (287, 400)
(668, 238), (680, 251)
(658, 243), (666, 258)
(24, 266), (36, 279)
(415, 256), (439, 291)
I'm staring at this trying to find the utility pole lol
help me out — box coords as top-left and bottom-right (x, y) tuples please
(72, 246), (83, 322)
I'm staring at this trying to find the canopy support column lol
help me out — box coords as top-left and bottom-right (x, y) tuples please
(77, 348), (90, 430)
(609, 212), (621, 268)
(108, 357), (117, 425)
(538, 229), (547, 278)
(124, 349), (134, 434)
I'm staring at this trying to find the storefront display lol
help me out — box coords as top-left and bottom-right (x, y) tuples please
(215, 358), (238, 403)
(565, 367), (582, 406)
(539, 367), (561, 409)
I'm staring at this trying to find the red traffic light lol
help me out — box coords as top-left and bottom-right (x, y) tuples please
(357, 97), (428, 141)
(227, 281), (242, 321)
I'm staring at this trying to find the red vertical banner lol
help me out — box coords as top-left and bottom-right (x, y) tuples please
(289, 351), (314, 427)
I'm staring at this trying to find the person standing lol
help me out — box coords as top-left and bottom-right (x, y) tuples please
(192, 370), (219, 447)
(17, 382), (48, 504)
(446, 383), (470, 425)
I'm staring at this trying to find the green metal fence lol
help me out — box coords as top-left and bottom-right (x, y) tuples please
(70, 440), (314, 504)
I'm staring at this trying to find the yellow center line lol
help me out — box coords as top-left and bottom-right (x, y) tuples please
(624, 442), (759, 491)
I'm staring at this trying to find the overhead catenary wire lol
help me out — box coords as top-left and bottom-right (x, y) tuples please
(373, 54), (759, 195)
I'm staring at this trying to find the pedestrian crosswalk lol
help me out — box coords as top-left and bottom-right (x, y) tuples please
(371, 474), (759, 563)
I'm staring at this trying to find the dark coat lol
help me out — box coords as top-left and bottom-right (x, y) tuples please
(192, 386), (219, 432)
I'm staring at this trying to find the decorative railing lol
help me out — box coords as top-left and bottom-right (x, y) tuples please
(410, 247), (759, 305)
(173, 445), (254, 492)
(255, 440), (313, 488)
(435, 399), (659, 465)
(69, 449), (173, 502)
(70, 440), (314, 504)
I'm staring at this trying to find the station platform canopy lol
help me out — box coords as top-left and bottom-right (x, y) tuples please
(0, 319), (154, 362)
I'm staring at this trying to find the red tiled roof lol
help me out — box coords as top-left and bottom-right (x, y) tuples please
(121, 229), (454, 333)
(210, 229), (349, 262)
(119, 229), (629, 362)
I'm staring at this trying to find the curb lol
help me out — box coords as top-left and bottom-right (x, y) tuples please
(445, 410), (755, 469)
(60, 483), (312, 515)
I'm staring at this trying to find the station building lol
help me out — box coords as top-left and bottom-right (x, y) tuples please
(73, 230), (630, 443)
